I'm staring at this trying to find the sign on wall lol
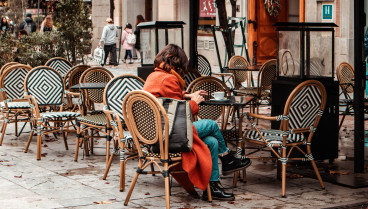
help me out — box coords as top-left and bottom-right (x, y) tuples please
(322, 4), (333, 20)
(200, 0), (216, 18)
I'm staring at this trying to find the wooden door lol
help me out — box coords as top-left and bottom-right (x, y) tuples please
(248, 0), (288, 64)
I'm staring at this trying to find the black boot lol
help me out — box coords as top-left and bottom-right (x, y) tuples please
(220, 153), (252, 176)
(202, 181), (234, 201)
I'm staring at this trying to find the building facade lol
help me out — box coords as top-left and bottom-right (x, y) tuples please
(91, 0), (359, 72)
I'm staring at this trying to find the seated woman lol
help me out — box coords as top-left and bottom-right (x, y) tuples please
(143, 44), (251, 201)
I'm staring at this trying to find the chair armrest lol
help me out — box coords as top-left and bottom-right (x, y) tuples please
(65, 90), (80, 97)
(246, 112), (277, 121)
(24, 94), (41, 119)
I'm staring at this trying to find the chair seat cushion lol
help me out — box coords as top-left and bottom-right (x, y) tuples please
(40, 111), (81, 120)
(245, 129), (305, 144)
(0, 102), (31, 109)
(77, 114), (107, 126)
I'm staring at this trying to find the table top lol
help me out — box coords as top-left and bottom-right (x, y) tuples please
(70, 83), (107, 90)
(200, 96), (254, 106)
(228, 65), (262, 72)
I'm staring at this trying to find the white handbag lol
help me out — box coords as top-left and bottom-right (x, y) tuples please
(94, 46), (105, 64)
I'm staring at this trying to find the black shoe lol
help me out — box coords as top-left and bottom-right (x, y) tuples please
(202, 181), (234, 201)
(220, 153), (252, 176)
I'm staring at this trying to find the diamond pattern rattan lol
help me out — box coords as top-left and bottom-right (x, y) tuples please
(0, 64), (32, 146)
(197, 54), (212, 76)
(240, 80), (327, 197)
(45, 57), (72, 78)
(24, 66), (81, 160)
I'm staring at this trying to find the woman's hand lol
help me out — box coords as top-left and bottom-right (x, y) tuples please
(184, 90), (208, 100)
(191, 93), (205, 104)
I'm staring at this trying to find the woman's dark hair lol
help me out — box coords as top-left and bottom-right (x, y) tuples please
(154, 44), (188, 77)
(136, 15), (145, 26)
(0, 17), (9, 28)
(125, 23), (132, 29)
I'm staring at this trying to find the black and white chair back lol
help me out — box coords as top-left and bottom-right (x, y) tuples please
(197, 54), (212, 76)
(286, 82), (324, 131)
(104, 75), (145, 120)
(183, 69), (201, 90)
(25, 66), (64, 106)
(45, 57), (72, 78)
(1, 64), (32, 101)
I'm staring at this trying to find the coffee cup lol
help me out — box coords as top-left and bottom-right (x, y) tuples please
(211, 92), (225, 100)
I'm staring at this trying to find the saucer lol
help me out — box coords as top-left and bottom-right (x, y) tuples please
(210, 98), (230, 102)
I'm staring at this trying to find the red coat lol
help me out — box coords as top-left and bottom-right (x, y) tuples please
(143, 68), (212, 191)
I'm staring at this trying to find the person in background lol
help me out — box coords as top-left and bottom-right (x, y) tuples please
(18, 29), (28, 39)
(7, 18), (14, 35)
(99, 18), (118, 67)
(0, 17), (9, 38)
(143, 44), (252, 201)
(134, 15), (145, 63)
(40, 15), (55, 34)
(121, 23), (133, 64)
(19, 13), (36, 35)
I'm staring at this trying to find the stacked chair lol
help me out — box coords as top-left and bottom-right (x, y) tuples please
(74, 67), (114, 163)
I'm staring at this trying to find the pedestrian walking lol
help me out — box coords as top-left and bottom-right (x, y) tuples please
(7, 18), (14, 35)
(134, 15), (145, 63)
(40, 15), (56, 34)
(99, 17), (118, 67)
(121, 23), (134, 64)
(0, 17), (9, 38)
(19, 13), (37, 35)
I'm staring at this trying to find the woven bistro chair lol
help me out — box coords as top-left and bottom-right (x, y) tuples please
(186, 76), (231, 125)
(122, 90), (211, 209)
(102, 75), (145, 192)
(24, 66), (81, 160)
(0, 64), (32, 145)
(74, 68), (114, 163)
(228, 55), (251, 90)
(280, 50), (296, 76)
(240, 80), (327, 197)
(187, 76), (247, 186)
(234, 59), (277, 114)
(336, 62), (358, 130)
(63, 65), (90, 112)
(0, 62), (20, 75)
(45, 57), (73, 78)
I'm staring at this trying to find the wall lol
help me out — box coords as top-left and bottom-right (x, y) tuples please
(306, 0), (354, 71)
(91, 1), (110, 53)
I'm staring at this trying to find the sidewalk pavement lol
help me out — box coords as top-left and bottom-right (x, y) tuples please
(0, 62), (368, 209)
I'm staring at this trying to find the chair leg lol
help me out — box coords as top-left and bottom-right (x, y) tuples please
(106, 139), (110, 165)
(74, 125), (81, 162)
(164, 175), (170, 209)
(150, 163), (155, 176)
(242, 168), (247, 182)
(206, 184), (212, 203)
(37, 131), (42, 160)
(14, 116), (18, 135)
(310, 159), (325, 189)
(281, 160), (287, 198)
(63, 131), (68, 150)
(24, 129), (34, 153)
(233, 171), (239, 187)
(120, 160), (126, 192)
(124, 171), (140, 206)
(103, 152), (115, 180)
(0, 121), (7, 146)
